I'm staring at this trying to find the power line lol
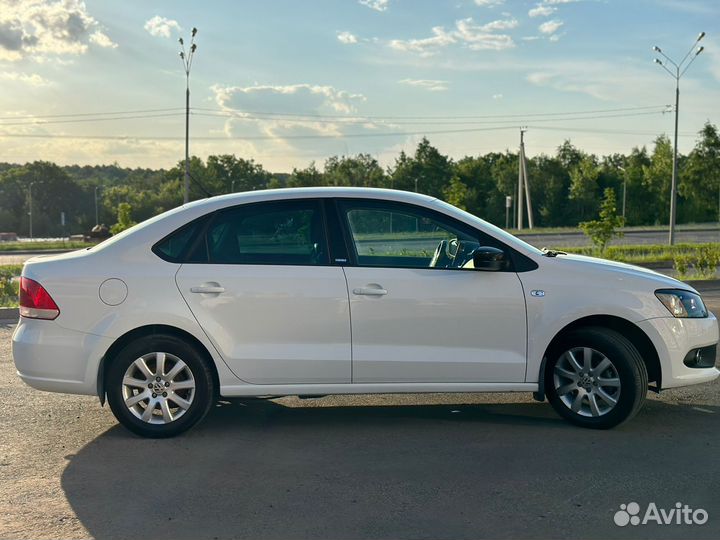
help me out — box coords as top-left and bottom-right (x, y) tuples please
(192, 104), (669, 120)
(0, 107), (185, 121)
(0, 107), (668, 128)
(0, 104), (667, 124)
(0, 112), (185, 126)
(192, 109), (667, 126)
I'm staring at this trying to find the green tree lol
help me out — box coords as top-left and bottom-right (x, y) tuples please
(324, 154), (387, 187)
(569, 156), (600, 220)
(443, 177), (470, 210)
(389, 138), (453, 198)
(642, 135), (674, 225)
(580, 188), (624, 253)
(206, 154), (271, 193)
(681, 122), (720, 222)
(110, 202), (137, 234)
(287, 162), (324, 187)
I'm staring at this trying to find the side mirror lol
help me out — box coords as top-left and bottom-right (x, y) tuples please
(472, 246), (506, 272)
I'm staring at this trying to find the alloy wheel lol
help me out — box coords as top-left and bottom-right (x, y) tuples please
(553, 347), (621, 417)
(121, 352), (196, 424)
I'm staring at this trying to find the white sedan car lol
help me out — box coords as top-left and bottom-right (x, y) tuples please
(12, 188), (719, 437)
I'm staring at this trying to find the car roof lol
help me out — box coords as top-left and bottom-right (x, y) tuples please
(183, 187), (437, 211)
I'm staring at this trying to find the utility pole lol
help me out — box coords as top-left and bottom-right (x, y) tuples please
(179, 27), (198, 204)
(517, 128), (534, 229)
(653, 32), (705, 245)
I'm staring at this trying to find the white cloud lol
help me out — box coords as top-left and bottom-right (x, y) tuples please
(359, 0), (388, 12)
(474, 0), (505, 5)
(144, 16), (181, 38)
(389, 26), (456, 56)
(528, 4), (557, 17)
(209, 82), (402, 157)
(389, 17), (516, 56)
(538, 20), (563, 35)
(0, 0), (116, 61)
(492, 93), (503, 99)
(0, 70), (50, 86)
(337, 31), (358, 44)
(212, 83), (366, 116)
(89, 30), (117, 49)
(398, 78), (449, 91)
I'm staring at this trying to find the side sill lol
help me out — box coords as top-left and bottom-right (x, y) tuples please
(220, 382), (538, 397)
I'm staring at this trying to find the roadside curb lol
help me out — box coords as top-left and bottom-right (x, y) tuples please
(0, 307), (19, 322)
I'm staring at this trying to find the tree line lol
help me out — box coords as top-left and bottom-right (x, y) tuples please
(0, 122), (718, 238)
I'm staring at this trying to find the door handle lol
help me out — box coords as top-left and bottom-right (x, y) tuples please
(190, 285), (225, 294)
(353, 286), (388, 296)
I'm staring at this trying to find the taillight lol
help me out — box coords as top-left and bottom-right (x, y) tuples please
(19, 277), (60, 320)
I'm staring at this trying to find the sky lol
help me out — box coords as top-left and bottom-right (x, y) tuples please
(0, 0), (718, 172)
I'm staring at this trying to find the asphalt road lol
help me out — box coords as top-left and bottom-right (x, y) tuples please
(1, 287), (719, 540)
(516, 228), (719, 248)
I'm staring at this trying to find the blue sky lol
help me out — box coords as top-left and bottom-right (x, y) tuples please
(0, 0), (718, 171)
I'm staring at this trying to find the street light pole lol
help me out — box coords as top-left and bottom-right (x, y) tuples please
(28, 182), (34, 241)
(179, 28), (198, 205)
(94, 186), (101, 226)
(653, 32), (705, 245)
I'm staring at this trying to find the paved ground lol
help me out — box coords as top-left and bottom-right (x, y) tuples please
(1, 288), (719, 540)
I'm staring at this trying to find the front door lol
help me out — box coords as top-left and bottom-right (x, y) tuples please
(337, 199), (527, 383)
(176, 199), (351, 384)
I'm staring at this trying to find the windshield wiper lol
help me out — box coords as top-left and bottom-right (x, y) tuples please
(541, 248), (567, 257)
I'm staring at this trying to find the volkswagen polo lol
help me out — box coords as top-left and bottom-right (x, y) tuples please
(12, 188), (719, 437)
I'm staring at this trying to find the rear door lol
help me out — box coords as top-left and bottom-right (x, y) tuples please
(175, 198), (351, 384)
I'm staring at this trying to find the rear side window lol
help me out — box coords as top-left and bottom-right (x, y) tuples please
(153, 217), (206, 263)
(199, 200), (329, 265)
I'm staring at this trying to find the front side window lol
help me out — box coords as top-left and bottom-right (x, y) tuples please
(339, 201), (482, 269)
(198, 200), (328, 265)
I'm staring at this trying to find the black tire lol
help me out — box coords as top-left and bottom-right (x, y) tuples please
(107, 334), (215, 438)
(545, 327), (648, 429)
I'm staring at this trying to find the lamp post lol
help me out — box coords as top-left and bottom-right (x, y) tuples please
(94, 186), (102, 226)
(617, 165), (627, 221)
(28, 182), (35, 241)
(179, 27), (198, 205)
(652, 32), (705, 245)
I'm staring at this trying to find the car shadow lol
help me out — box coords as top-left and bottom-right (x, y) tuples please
(60, 397), (720, 540)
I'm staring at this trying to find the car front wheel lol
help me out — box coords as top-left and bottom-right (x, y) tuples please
(545, 327), (648, 429)
(107, 334), (215, 438)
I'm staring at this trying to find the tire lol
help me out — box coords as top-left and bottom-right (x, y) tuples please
(106, 334), (215, 438)
(545, 327), (647, 429)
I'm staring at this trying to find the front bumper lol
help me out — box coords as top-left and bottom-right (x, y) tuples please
(637, 314), (719, 389)
(12, 317), (113, 396)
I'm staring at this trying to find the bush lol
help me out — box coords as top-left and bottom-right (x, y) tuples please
(0, 265), (21, 307)
(579, 188), (624, 254)
(672, 246), (720, 279)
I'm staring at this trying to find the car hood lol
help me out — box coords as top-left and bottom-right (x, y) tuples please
(550, 253), (697, 293)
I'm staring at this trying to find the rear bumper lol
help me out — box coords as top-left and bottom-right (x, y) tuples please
(12, 317), (113, 395)
(637, 314), (719, 389)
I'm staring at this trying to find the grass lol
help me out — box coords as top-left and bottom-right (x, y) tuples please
(0, 240), (94, 252)
(509, 222), (719, 236)
(558, 243), (720, 264)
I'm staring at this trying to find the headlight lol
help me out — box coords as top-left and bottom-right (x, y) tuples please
(655, 289), (708, 318)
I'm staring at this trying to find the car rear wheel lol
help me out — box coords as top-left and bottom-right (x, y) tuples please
(545, 327), (647, 429)
(107, 334), (215, 438)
